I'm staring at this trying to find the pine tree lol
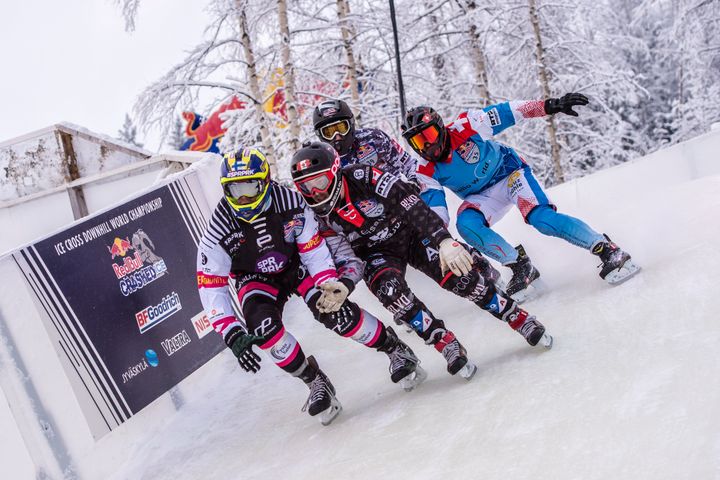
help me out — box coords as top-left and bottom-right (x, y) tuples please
(166, 115), (187, 150)
(117, 113), (144, 148)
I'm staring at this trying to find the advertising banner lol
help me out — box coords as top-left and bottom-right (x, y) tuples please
(13, 173), (224, 438)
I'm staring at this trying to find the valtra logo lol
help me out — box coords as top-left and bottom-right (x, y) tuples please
(108, 229), (168, 296)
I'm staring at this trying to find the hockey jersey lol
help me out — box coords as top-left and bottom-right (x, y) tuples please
(417, 100), (547, 223)
(321, 164), (452, 258)
(341, 127), (417, 181)
(196, 182), (361, 338)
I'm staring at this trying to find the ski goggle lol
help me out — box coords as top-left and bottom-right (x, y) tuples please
(318, 120), (351, 140)
(295, 170), (334, 201)
(407, 125), (440, 152)
(223, 178), (266, 205)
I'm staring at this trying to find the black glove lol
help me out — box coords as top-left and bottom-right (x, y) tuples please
(225, 327), (263, 373)
(544, 93), (589, 117)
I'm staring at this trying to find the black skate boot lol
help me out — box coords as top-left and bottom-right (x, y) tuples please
(592, 234), (640, 285)
(505, 245), (542, 302)
(433, 330), (477, 380)
(472, 249), (505, 290)
(300, 356), (342, 425)
(378, 326), (427, 391)
(507, 306), (553, 349)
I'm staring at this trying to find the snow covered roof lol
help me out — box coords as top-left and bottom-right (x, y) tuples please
(0, 121), (152, 157)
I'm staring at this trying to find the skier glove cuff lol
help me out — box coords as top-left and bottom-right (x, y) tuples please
(439, 238), (474, 276)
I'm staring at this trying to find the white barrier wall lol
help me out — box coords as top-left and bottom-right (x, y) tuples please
(0, 127), (719, 478)
(0, 154), (220, 479)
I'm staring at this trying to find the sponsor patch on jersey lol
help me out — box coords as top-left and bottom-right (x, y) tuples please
(507, 170), (521, 187)
(487, 108), (501, 127)
(283, 218), (305, 242)
(256, 251), (288, 273)
(457, 141), (480, 164)
(354, 169), (365, 180)
(370, 257), (386, 266)
(357, 199), (385, 217)
(375, 173), (397, 198)
(356, 144), (377, 161)
(400, 194), (420, 210)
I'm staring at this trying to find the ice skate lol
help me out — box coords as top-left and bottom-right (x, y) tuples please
(301, 356), (342, 425)
(379, 326), (427, 391)
(592, 234), (641, 285)
(434, 330), (477, 380)
(505, 245), (544, 302)
(514, 312), (553, 349)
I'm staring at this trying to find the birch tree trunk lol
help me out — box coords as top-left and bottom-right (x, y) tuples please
(277, 0), (301, 151)
(235, 0), (276, 167)
(528, 0), (564, 183)
(464, 1), (491, 106)
(426, 1), (451, 103)
(336, 0), (362, 125)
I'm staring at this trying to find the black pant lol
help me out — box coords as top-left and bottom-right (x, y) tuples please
(234, 265), (386, 374)
(362, 236), (501, 343)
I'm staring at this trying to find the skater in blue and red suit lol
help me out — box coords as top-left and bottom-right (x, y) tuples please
(400, 94), (639, 300)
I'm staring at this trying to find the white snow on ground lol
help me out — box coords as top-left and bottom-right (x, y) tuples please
(96, 162), (720, 479)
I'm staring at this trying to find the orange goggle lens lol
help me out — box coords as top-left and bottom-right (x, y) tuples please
(319, 120), (350, 140)
(409, 126), (440, 151)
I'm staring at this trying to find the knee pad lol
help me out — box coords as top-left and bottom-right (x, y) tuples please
(317, 301), (361, 336)
(369, 270), (421, 325)
(242, 297), (283, 341)
(441, 269), (492, 305)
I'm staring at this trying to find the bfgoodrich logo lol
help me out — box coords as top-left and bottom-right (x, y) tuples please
(135, 292), (182, 334)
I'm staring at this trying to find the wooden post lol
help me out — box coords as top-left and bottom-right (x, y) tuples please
(57, 131), (89, 220)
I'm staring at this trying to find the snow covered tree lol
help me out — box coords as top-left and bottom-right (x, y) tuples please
(117, 113), (144, 148)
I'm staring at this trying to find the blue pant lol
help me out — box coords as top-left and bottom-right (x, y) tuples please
(457, 205), (604, 264)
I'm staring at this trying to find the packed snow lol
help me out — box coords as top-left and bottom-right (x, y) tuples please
(107, 147), (720, 479)
(4, 133), (720, 479)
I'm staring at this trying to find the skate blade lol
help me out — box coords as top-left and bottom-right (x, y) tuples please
(605, 260), (641, 285)
(538, 333), (553, 350)
(400, 366), (428, 392)
(458, 362), (478, 381)
(510, 278), (547, 303)
(320, 397), (342, 426)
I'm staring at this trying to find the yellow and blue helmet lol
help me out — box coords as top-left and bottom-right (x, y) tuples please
(220, 147), (271, 222)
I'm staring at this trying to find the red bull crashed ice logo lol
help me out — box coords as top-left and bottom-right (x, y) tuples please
(135, 292), (182, 334)
(108, 231), (167, 296)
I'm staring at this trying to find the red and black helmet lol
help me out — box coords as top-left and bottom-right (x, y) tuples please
(290, 142), (343, 216)
(401, 106), (449, 163)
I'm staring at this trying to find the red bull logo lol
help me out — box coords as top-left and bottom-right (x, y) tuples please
(109, 230), (168, 296)
(181, 96), (247, 153)
(107, 237), (132, 259)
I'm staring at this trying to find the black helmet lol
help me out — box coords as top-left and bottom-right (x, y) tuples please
(290, 142), (343, 216)
(312, 99), (356, 156)
(401, 106), (449, 163)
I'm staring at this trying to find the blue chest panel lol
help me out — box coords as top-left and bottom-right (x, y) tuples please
(435, 136), (523, 198)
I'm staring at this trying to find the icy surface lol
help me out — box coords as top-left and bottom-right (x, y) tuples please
(104, 177), (720, 478)
(4, 135), (720, 479)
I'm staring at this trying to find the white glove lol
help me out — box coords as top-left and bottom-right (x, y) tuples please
(316, 280), (350, 313)
(439, 238), (474, 276)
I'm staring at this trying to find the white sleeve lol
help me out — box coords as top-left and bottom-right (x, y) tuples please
(319, 221), (363, 286)
(295, 205), (339, 286)
(197, 233), (243, 340)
